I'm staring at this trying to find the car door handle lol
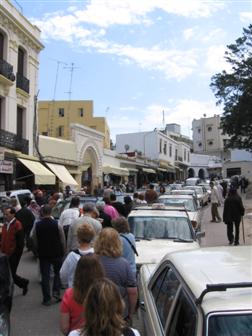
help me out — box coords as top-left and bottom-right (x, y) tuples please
(139, 301), (146, 312)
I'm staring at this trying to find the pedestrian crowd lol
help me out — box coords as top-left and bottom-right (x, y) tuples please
(0, 177), (248, 335)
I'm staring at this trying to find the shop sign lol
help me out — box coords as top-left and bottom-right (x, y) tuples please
(0, 160), (13, 174)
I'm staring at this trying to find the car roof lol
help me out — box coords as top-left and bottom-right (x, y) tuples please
(159, 194), (194, 200)
(163, 246), (252, 314)
(129, 207), (189, 218)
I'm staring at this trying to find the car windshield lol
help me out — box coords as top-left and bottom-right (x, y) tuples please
(158, 198), (196, 212)
(208, 313), (252, 335)
(128, 216), (192, 240)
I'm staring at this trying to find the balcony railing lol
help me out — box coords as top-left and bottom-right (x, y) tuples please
(0, 129), (29, 154)
(0, 58), (15, 81)
(16, 72), (30, 94)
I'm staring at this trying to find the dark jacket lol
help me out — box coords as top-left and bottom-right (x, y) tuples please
(35, 217), (65, 258)
(15, 207), (35, 234)
(223, 195), (245, 224)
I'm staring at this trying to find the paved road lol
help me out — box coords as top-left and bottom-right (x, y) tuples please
(10, 199), (251, 336)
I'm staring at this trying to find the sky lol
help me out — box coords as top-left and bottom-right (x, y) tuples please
(17, 0), (252, 142)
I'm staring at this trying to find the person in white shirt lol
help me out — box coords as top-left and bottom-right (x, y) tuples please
(59, 196), (80, 240)
(60, 223), (95, 288)
(210, 181), (221, 222)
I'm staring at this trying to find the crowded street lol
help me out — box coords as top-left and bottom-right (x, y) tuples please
(9, 193), (252, 336)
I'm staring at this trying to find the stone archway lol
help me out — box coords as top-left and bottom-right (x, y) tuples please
(188, 168), (195, 178)
(198, 168), (205, 180)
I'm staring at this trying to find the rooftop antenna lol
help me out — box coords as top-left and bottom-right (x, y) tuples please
(51, 58), (68, 101)
(162, 110), (165, 128)
(64, 62), (79, 101)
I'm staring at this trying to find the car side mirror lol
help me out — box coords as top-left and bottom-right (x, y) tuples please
(196, 231), (205, 239)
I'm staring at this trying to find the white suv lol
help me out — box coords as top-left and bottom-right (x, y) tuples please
(138, 245), (252, 336)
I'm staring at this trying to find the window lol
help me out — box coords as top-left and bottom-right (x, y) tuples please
(168, 289), (197, 336)
(208, 140), (213, 146)
(169, 145), (172, 157)
(17, 47), (25, 76)
(0, 31), (4, 59)
(160, 139), (162, 153)
(198, 128), (201, 133)
(164, 142), (167, 155)
(17, 106), (24, 138)
(42, 132), (48, 136)
(187, 151), (190, 162)
(175, 149), (178, 161)
(90, 126), (96, 130)
(184, 149), (186, 161)
(78, 108), (84, 117)
(198, 142), (202, 147)
(151, 267), (180, 328)
(59, 108), (64, 117)
(58, 126), (64, 137)
(207, 126), (212, 132)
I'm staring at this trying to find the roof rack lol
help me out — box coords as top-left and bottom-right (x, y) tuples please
(196, 282), (252, 305)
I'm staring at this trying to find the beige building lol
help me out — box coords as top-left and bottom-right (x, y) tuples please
(38, 100), (111, 149)
(192, 115), (230, 162)
(0, 0), (51, 190)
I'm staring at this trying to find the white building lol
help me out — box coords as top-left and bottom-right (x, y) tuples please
(192, 115), (230, 161)
(223, 150), (252, 181)
(116, 127), (191, 182)
(189, 153), (222, 180)
(0, 0), (44, 190)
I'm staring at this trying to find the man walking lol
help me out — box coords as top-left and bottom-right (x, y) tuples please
(223, 186), (245, 245)
(1, 207), (29, 295)
(58, 196), (80, 240)
(31, 205), (66, 306)
(209, 181), (221, 222)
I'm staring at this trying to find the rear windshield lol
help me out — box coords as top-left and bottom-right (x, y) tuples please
(158, 198), (196, 212)
(128, 216), (192, 240)
(208, 313), (252, 335)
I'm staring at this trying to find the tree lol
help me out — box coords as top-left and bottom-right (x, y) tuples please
(210, 24), (252, 151)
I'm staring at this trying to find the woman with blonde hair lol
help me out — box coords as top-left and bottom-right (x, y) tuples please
(68, 278), (140, 336)
(60, 254), (104, 335)
(94, 228), (137, 324)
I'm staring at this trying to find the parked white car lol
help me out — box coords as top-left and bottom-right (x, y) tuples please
(158, 194), (201, 230)
(128, 205), (202, 267)
(183, 185), (209, 206)
(139, 245), (252, 336)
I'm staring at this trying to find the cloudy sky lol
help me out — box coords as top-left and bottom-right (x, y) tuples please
(19, 0), (252, 141)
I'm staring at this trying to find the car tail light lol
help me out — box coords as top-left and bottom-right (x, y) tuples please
(191, 220), (197, 228)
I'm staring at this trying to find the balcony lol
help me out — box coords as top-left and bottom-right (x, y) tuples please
(16, 72), (30, 94)
(0, 58), (15, 84)
(0, 129), (28, 154)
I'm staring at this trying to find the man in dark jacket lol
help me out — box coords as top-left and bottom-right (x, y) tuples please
(15, 199), (35, 251)
(31, 205), (66, 306)
(223, 187), (245, 245)
(1, 207), (29, 295)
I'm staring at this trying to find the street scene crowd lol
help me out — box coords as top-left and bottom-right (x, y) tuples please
(0, 176), (250, 336)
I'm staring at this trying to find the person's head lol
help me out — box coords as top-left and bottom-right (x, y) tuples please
(209, 181), (214, 188)
(149, 184), (154, 190)
(73, 254), (104, 304)
(77, 223), (95, 245)
(110, 194), (116, 202)
(96, 200), (105, 212)
(94, 227), (122, 257)
(112, 217), (130, 234)
(4, 207), (16, 222)
(160, 186), (165, 193)
(133, 192), (138, 199)
(229, 185), (238, 196)
(6, 191), (11, 197)
(69, 196), (80, 208)
(40, 204), (52, 217)
(103, 196), (111, 205)
(10, 197), (18, 207)
(82, 203), (97, 215)
(138, 193), (145, 201)
(82, 278), (125, 336)
(124, 196), (132, 205)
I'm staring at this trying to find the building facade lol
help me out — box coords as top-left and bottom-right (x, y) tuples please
(0, 0), (45, 190)
(192, 115), (230, 161)
(38, 100), (111, 149)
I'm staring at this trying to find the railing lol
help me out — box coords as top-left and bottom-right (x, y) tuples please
(16, 72), (30, 93)
(0, 58), (15, 81)
(0, 129), (29, 154)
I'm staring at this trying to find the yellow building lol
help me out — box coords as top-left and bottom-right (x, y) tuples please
(38, 100), (111, 149)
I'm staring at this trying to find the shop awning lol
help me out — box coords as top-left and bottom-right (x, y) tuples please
(46, 163), (78, 186)
(18, 158), (56, 185)
(128, 168), (138, 172)
(158, 167), (167, 172)
(142, 168), (156, 174)
(103, 165), (129, 176)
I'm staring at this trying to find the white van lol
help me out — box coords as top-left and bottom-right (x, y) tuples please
(0, 189), (33, 206)
(185, 177), (201, 186)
